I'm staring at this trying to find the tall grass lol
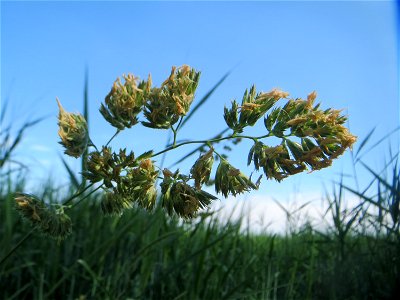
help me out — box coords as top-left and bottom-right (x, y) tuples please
(1, 147), (399, 299)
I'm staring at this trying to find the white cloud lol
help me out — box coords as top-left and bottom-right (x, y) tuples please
(208, 191), (364, 234)
(30, 144), (52, 152)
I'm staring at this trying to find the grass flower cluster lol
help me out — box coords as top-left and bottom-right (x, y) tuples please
(100, 74), (150, 129)
(15, 193), (72, 240)
(3, 67), (400, 300)
(15, 65), (356, 240)
(57, 98), (89, 158)
(143, 65), (200, 129)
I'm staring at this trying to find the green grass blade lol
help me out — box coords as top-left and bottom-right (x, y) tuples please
(59, 155), (80, 189)
(0, 97), (9, 123)
(360, 160), (397, 192)
(8, 282), (32, 300)
(179, 71), (231, 129)
(77, 259), (103, 295)
(81, 68), (89, 186)
(355, 126), (400, 163)
(0, 117), (45, 168)
(341, 183), (389, 213)
(354, 127), (375, 161)
(45, 265), (78, 298)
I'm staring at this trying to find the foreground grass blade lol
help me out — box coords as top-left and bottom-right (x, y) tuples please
(354, 127), (375, 161)
(0, 97), (9, 123)
(81, 68), (89, 186)
(179, 70), (231, 129)
(59, 155), (80, 189)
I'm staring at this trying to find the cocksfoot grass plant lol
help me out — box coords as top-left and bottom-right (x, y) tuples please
(10, 64), (356, 242)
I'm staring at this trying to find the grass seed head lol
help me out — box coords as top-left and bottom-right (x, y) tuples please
(263, 88), (290, 100)
(101, 192), (131, 216)
(164, 181), (216, 218)
(190, 147), (214, 190)
(100, 73), (150, 130)
(124, 159), (158, 210)
(215, 159), (258, 197)
(142, 65), (200, 129)
(15, 193), (72, 240)
(57, 98), (89, 158)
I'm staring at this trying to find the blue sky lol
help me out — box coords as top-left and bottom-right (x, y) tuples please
(1, 1), (399, 204)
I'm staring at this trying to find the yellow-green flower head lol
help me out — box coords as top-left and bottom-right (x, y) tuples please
(215, 160), (258, 198)
(101, 191), (131, 216)
(224, 85), (287, 133)
(170, 182), (202, 218)
(263, 88), (290, 101)
(162, 181), (216, 218)
(162, 64), (200, 115)
(97, 156), (159, 215)
(15, 193), (44, 225)
(100, 74), (150, 130)
(160, 169), (217, 218)
(142, 65), (201, 129)
(57, 98), (89, 158)
(83, 147), (137, 188)
(306, 91), (317, 108)
(190, 148), (214, 190)
(125, 158), (158, 210)
(15, 193), (72, 240)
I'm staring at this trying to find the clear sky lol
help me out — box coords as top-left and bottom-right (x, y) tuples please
(1, 1), (399, 219)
